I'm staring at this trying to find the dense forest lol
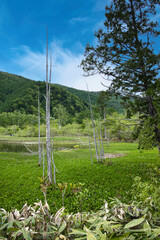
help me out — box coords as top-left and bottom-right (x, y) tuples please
(0, 71), (88, 116)
(0, 71), (124, 119)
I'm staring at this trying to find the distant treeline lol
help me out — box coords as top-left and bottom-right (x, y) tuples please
(0, 71), (125, 118)
(0, 111), (39, 128)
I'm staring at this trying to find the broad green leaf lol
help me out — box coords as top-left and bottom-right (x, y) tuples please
(94, 229), (106, 240)
(43, 231), (56, 236)
(7, 227), (19, 233)
(0, 237), (7, 240)
(100, 236), (106, 240)
(2, 216), (8, 223)
(152, 228), (160, 236)
(59, 234), (67, 239)
(71, 229), (86, 235)
(90, 218), (102, 230)
(143, 221), (151, 235)
(11, 230), (23, 239)
(96, 220), (119, 227)
(126, 229), (144, 233)
(0, 223), (9, 230)
(110, 223), (122, 230)
(111, 232), (130, 239)
(124, 218), (145, 229)
(87, 217), (99, 223)
(7, 221), (13, 229)
(84, 227), (97, 240)
(14, 220), (22, 228)
(22, 229), (32, 240)
(87, 232), (97, 240)
(142, 207), (149, 215)
(58, 222), (66, 234)
(25, 216), (35, 225)
(143, 221), (151, 230)
(74, 237), (87, 240)
(50, 225), (58, 231)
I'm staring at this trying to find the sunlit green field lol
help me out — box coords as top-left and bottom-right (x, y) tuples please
(0, 136), (160, 214)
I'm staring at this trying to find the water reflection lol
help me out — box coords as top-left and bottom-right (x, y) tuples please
(0, 141), (38, 153)
(0, 140), (78, 152)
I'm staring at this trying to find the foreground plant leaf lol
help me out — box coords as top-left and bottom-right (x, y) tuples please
(58, 222), (67, 234)
(70, 228), (86, 236)
(124, 217), (145, 229)
(152, 228), (160, 236)
(22, 228), (32, 240)
(84, 227), (97, 240)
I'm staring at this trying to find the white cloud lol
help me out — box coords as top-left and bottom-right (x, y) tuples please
(11, 41), (110, 91)
(13, 45), (46, 81)
(69, 17), (88, 25)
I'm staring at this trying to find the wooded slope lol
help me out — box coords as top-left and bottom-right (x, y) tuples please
(0, 71), (89, 116)
(0, 71), (124, 116)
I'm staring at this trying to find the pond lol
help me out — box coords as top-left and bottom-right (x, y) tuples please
(0, 138), (87, 152)
(0, 141), (38, 153)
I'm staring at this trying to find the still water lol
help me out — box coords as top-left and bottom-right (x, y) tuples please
(0, 141), (38, 153)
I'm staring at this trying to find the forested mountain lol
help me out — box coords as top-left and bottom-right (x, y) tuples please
(55, 84), (124, 114)
(0, 71), (89, 116)
(55, 84), (99, 105)
(0, 71), (124, 116)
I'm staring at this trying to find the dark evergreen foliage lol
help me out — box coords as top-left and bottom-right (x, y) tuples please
(81, 0), (160, 148)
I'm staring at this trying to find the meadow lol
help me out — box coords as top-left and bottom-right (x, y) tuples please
(0, 135), (160, 215)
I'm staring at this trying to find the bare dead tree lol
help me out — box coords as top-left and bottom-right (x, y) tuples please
(95, 125), (102, 163)
(51, 132), (56, 184)
(88, 136), (93, 165)
(104, 107), (107, 139)
(86, 82), (99, 163)
(42, 143), (45, 179)
(107, 130), (110, 147)
(46, 31), (52, 184)
(99, 118), (104, 160)
(87, 124), (93, 165)
(38, 86), (41, 166)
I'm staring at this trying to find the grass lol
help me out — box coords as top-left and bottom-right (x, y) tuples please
(0, 136), (160, 214)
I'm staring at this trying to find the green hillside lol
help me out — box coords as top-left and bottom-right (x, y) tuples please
(0, 71), (89, 116)
(54, 85), (124, 114)
(55, 84), (99, 105)
(0, 71), (124, 116)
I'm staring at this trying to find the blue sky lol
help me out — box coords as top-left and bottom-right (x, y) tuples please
(0, 0), (111, 91)
(0, 1), (160, 91)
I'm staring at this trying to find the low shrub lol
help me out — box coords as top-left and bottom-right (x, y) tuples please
(1, 196), (160, 239)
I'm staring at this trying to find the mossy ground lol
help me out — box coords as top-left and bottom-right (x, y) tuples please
(0, 136), (160, 214)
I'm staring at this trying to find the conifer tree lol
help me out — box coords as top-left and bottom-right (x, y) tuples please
(81, 0), (160, 150)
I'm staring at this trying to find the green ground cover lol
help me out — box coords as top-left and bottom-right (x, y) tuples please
(0, 136), (160, 215)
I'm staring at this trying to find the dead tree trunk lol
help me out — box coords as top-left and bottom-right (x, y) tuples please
(51, 134), (56, 184)
(42, 143), (45, 179)
(99, 118), (104, 160)
(38, 87), (41, 166)
(86, 83), (99, 163)
(89, 136), (93, 165)
(104, 107), (107, 139)
(95, 125), (101, 162)
(46, 32), (52, 184)
(87, 124), (93, 165)
(107, 130), (110, 147)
